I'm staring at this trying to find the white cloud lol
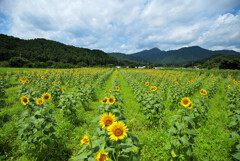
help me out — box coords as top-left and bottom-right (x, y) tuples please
(0, 0), (239, 53)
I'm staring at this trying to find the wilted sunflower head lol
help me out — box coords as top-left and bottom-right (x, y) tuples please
(36, 98), (44, 105)
(203, 90), (207, 95)
(80, 135), (90, 145)
(200, 89), (205, 95)
(21, 96), (29, 105)
(188, 101), (193, 109)
(101, 97), (108, 104)
(108, 96), (115, 104)
(150, 86), (157, 92)
(107, 121), (128, 141)
(96, 152), (109, 161)
(181, 97), (191, 107)
(42, 93), (51, 101)
(100, 112), (116, 129)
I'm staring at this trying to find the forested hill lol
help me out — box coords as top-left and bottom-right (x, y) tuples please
(0, 34), (122, 67)
(130, 46), (240, 64)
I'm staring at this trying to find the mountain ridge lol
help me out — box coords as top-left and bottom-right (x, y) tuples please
(126, 46), (240, 64)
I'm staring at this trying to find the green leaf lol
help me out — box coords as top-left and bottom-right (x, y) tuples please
(168, 126), (177, 134)
(171, 149), (177, 158)
(179, 135), (188, 144)
(92, 139), (105, 147)
(175, 122), (185, 131)
(91, 115), (101, 123)
(232, 152), (240, 160)
(186, 129), (197, 135)
(72, 151), (92, 160)
(78, 145), (89, 154)
(236, 144), (240, 150)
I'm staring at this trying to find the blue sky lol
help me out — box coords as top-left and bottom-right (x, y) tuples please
(0, 0), (240, 53)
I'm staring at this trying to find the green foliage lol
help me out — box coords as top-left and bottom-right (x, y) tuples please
(0, 34), (123, 67)
(167, 108), (197, 160)
(9, 57), (30, 67)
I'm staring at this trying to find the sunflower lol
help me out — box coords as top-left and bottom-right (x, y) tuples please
(80, 135), (90, 145)
(41, 76), (45, 79)
(109, 89), (112, 92)
(85, 84), (88, 87)
(52, 82), (56, 85)
(150, 86), (157, 92)
(62, 88), (66, 92)
(37, 74), (41, 77)
(42, 93), (51, 101)
(19, 79), (22, 84)
(101, 97), (108, 104)
(145, 82), (150, 86)
(137, 82), (139, 85)
(181, 97), (191, 107)
(25, 79), (30, 84)
(228, 85), (231, 89)
(203, 90), (207, 95)
(188, 101), (193, 109)
(108, 96), (115, 104)
(21, 96), (29, 105)
(107, 121), (128, 141)
(58, 81), (62, 85)
(36, 98), (44, 105)
(114, 76), (117, 79)
(96, 152), (109, 161)
(200, 89), (205, 95)
(115, 86), (120, 91)
(100, 112), (116, 129)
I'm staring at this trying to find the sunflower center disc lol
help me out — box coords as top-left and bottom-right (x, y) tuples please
(100, 154), (106, 161)
(106, 120), (112, 126)
(114, 128), (123, 136)
(183, 100), (188, 105)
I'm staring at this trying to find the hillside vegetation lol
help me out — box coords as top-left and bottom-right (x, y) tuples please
(0, 34), (129, 68)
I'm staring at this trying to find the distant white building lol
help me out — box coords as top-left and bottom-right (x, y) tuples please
(138, 66), (146, 69)
(116, 66), (121, 68)
(154, 67), (162, 69)
(193, 66), (199, 69)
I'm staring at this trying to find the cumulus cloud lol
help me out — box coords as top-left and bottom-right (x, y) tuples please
(0, 0), (240, 53)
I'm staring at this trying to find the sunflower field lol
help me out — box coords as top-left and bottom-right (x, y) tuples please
(0, 67), (240, 161)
